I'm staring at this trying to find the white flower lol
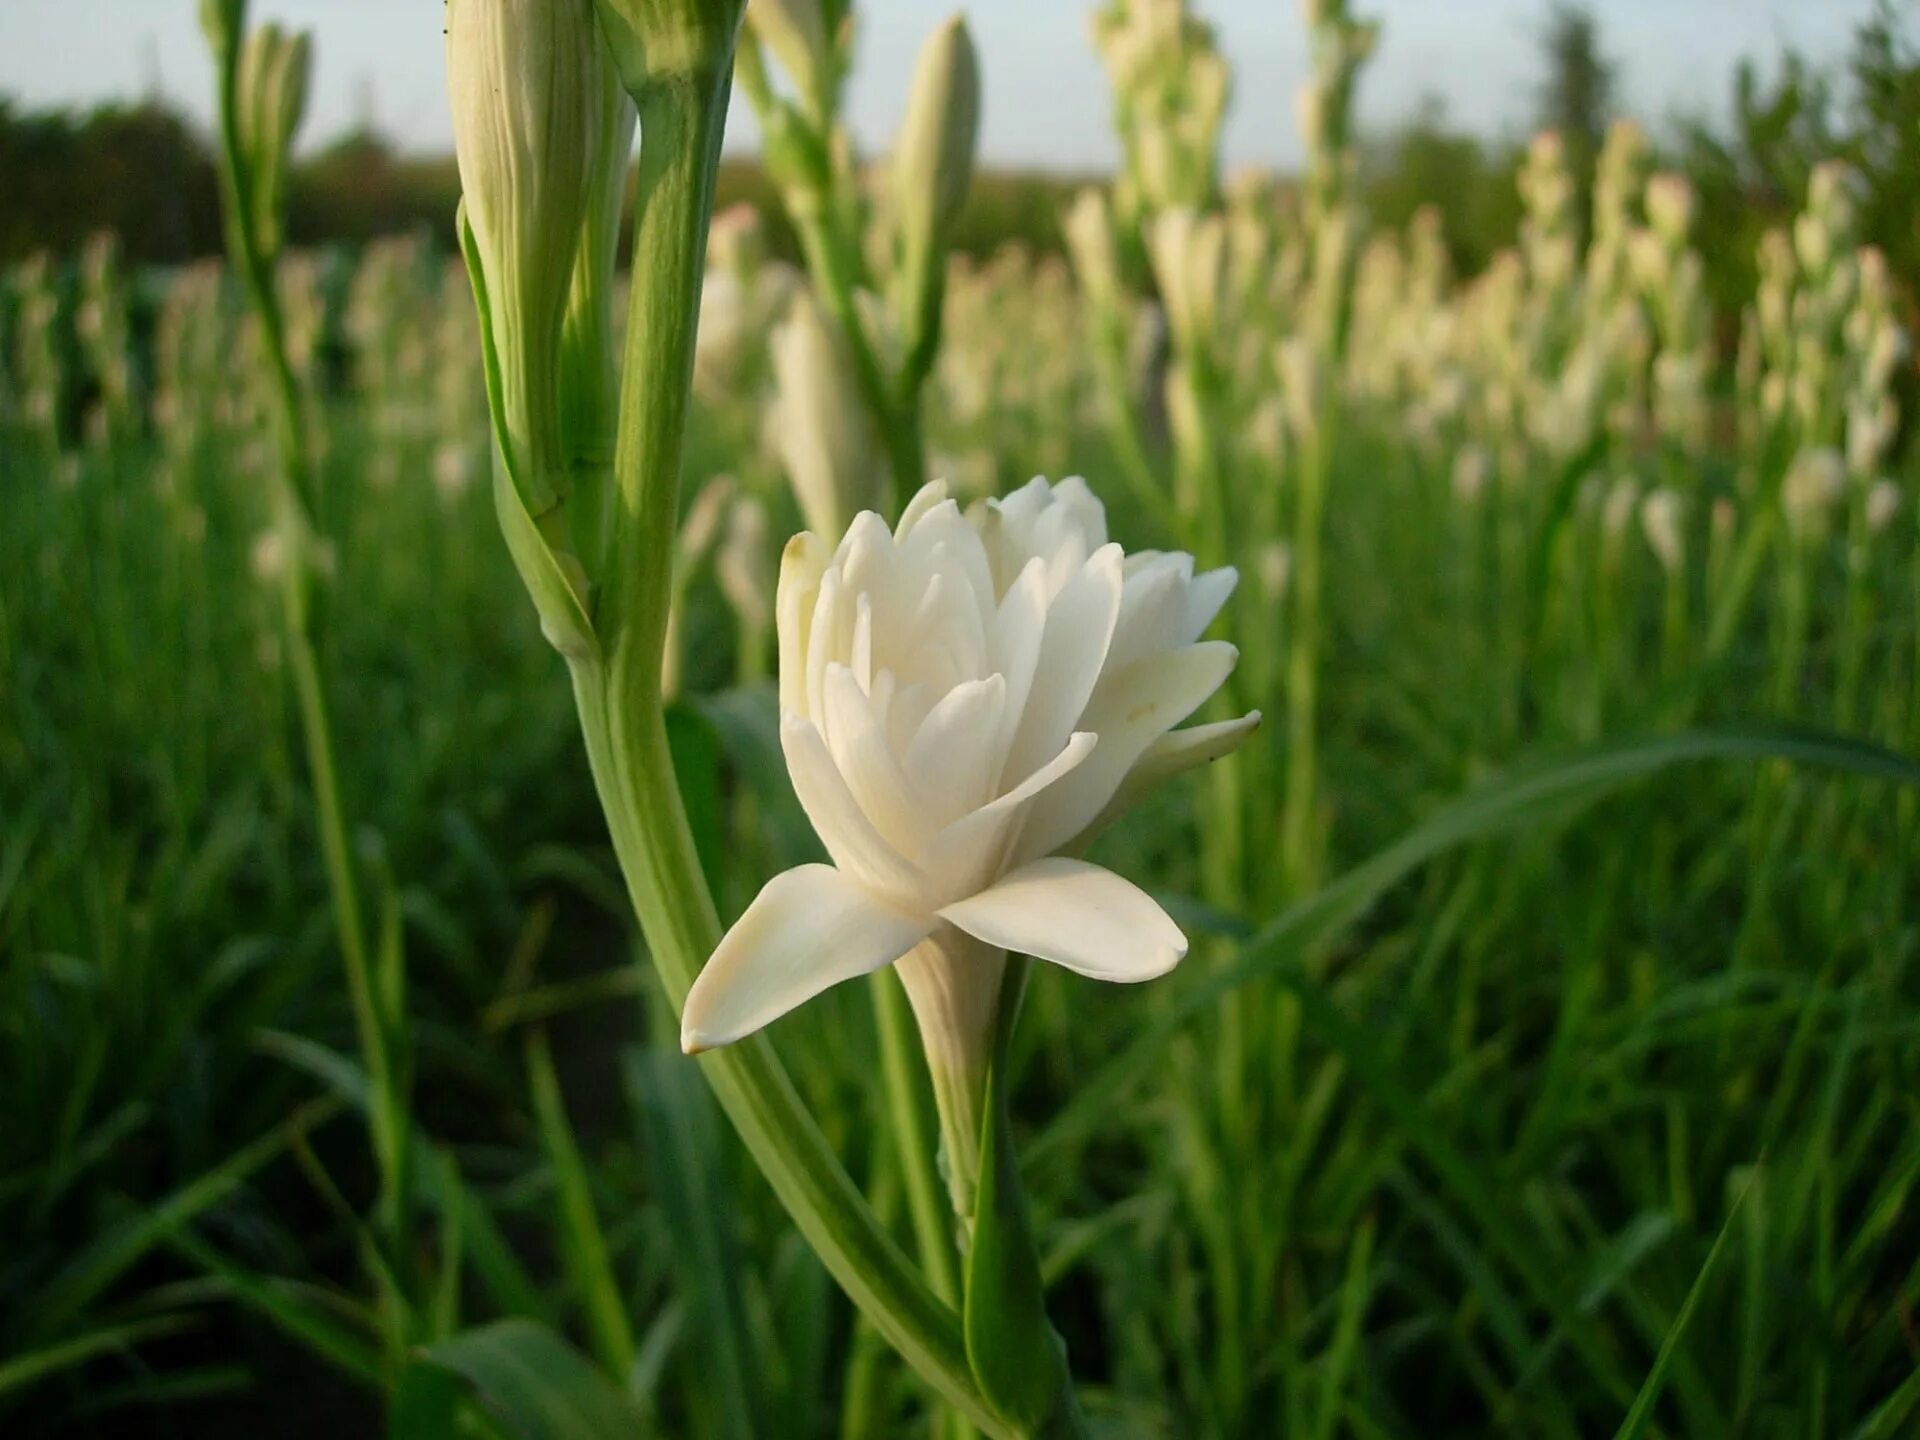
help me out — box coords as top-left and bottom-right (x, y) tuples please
(683, 477), (1257, 1212)
(770, 293), (882, 540)
(683, 476), (1257, 1058)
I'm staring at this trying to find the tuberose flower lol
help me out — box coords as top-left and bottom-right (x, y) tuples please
(682, 477), (1258, 1205)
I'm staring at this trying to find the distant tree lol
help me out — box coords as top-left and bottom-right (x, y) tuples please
(1361, 95), (1524, 276)
(1535, 3), (1615, 239)
(0, 101), (219, 262)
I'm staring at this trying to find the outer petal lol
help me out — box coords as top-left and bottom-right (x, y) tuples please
(683, 864), (933, 1052)
(1068, 711), (1262, 853)
(917, 731), (1096, 901)
(781, 716), (925, 900)
(1017, 640), (1239, 863)
(776, 531), (832, 718)
(1000, 543), (1124, 784)
(938, 857), (1186, 982)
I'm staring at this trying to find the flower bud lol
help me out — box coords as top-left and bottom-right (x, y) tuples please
(449, 0), (624, 655)
(449, 0), (608, 509)
(1867, 479), (1902, 535)
(1062, 188), (1123, 318)
(746, 0), (832, 118)
(770, 292), (882, 539)
(891, 14), (981, 367)
(236, 24), (312, 259)
(1146, 207), (1227, 358)
(1639, 489), (1684, 573)
(1645, 173), (1694, 246)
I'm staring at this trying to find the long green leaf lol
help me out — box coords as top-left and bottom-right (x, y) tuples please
(406, 1319), (653, 1440)
(1035, 725), (1920, 1166)
(1612, 1173), (1756, 1440)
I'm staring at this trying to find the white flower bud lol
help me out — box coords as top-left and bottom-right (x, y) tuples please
(447, 0), (611, 508)
(1147, 208), (1228, 357)
(770, 293), (882, 539)
(1639, 489), (1684, 573)
(1866, 479), (1902, 534)
(1783, 447), (1846, 537)
(891, 13), (981, 359)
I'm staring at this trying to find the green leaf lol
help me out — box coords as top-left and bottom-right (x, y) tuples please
(1612, 1173), (1756, 1440)
(0, 1316), (197, 1400)
(404, 1319), (653, 1440)
(526, 1030), (636, 1380)
(1034, 724), (1920, 1167)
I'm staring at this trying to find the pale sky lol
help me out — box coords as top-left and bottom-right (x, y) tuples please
(0, 1), (1871, 170)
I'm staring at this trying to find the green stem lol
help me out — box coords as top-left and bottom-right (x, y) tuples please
(1279, 412), (1332, 897)
(872, 970), (962, 1306)
(583, 62), (1003, 1436)
(207, 14), (401, 1267)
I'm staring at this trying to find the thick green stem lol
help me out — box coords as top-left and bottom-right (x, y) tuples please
(582, 60), (1003, 1436)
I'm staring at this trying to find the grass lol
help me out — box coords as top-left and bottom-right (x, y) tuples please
(1, 228), (1917, 1438)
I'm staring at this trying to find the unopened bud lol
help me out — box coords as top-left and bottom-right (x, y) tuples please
(1640, 489), (1684, 573)
(771, 293), (881, 538)
(1645, 173), (1694, 245)
(745, 0), (832, 118)
(892, 13), (981, 366)
(1867, 479), (1902, 534)
(1147, 207), (1227, 358)
(448, 0), (610, 510)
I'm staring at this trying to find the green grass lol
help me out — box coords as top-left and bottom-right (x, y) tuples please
(2, 236), (1917, 1439)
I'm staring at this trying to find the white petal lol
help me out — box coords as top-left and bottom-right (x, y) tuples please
(682, 865), (932, 1051)
(1017, 641), (1239, 863)
(781, 716), (925, 900)
(1001, 544), (1124, 785)
(895, 480), (951, 537)
(776, 532), (831, 718)
(918, 731), (1096, 901)
(938, 857), (1186, 982)
(1182, 566), (1238, 643)
(1070, 711), (1262, 853)
(821, 665), (929, 854)
(904, 674), (1009, 826)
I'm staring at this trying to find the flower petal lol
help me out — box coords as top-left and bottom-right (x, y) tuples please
(938, 857), (1186, 982)
(781, 715), (925, 900)
(1017, 640), (1239, 863)
(918, 731), (1096, 901)
(1069, 711), (1262, 853)
(683, 865), (932, 1052)
(904, 673), (1009, 826)
(1000, 543), (1124, 785)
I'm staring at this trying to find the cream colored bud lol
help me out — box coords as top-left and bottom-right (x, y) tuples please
(1639, 489), (1684, 573)
(771, 293), (881, 538)
(1452, 444), (1491, 504)
(1602, 476), (1640, 542)
(1645, 173), (1694, 244)
(1062, 188), (1123, 316)
(1147, 207), (1228, 358)
(746, 0), (831, 115)
(717, 493), (775, 634)
(1866, 479), (1902, 534)
(448, 0), (610, 508)
(1783, 447), (1846, 536)
(893, 15), (981, 273)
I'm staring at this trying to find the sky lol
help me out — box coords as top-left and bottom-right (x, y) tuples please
(0, 1), (1873, 172)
